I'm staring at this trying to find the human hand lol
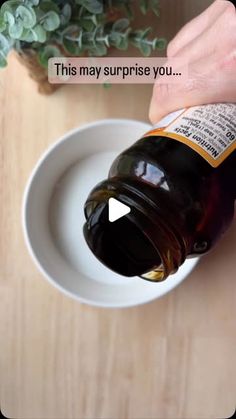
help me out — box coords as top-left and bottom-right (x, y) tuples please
(149, 0), (236, 124)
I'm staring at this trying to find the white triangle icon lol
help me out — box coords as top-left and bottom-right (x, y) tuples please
(108, 198), (131, 222)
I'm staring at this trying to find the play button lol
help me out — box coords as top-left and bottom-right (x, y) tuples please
(108, 198), (131, 222)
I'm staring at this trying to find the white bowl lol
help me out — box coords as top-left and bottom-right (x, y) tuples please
(22, 119), (199, 308)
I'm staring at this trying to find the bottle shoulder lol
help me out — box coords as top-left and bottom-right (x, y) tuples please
(109, 136), (236, 231)
(110, 136), (236, 187)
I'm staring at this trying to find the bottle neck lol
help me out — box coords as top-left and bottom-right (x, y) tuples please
(84, 178), (189, 281)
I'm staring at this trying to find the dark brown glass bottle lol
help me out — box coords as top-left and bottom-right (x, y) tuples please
(83, 104), (236, 281)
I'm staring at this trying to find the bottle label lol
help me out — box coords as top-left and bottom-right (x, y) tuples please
(144, 103), (236, 167)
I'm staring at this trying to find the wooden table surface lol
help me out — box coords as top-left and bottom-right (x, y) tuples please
(1, 1), (236, 418)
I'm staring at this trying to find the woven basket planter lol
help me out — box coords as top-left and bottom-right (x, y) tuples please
(16, 49), (60, 95)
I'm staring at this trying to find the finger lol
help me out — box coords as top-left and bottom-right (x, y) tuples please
(167, 0), (235, 57)
(149, 53), (236, 124)
(167, 1), (236, 64)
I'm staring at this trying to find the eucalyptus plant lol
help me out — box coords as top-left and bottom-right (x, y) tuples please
(0, 0), (166, 68)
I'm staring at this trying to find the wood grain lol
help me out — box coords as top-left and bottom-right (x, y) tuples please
(1, 1), (236, 418)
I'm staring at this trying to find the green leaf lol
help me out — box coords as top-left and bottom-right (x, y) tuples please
(112, 18), (129, 32)
(0, 50), (7, 67)
(123, 2), (133, 19)
(109, 32), (122, 47)
(0, 33), (9, 50)
(40, 1), (60, 14)
(153, 37), (167, 50)
(89, 42), (107, 56)
(103, 81), (111, 89)
(116, 35), (128, 50)
(61, 4), (71, 25)
(42, 11), (60, 31)
(63, 38), (78, 55)
(62, 25), (80, 38)
(16, 5), (36, 29)
(139, 42), (151, 56)
(32, 24), (47, 42)
(150, 0), (160, 16)
(38, 44), (61, 68)
(25, 0), (40, 6)
(3, 11), (15, 27)
(0, 1), (18, 15)
(9, 21), (23, 38)
(141, 27), (152, 39)
(140, 0), (149, 14)
(76, 0), (103, 14)
(103, 34), (110, 48)
(79, 18), (94, 31)
(90, 14), (97, 25)
(20, 28), (36, 42)
(0, 14), (6, 32)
